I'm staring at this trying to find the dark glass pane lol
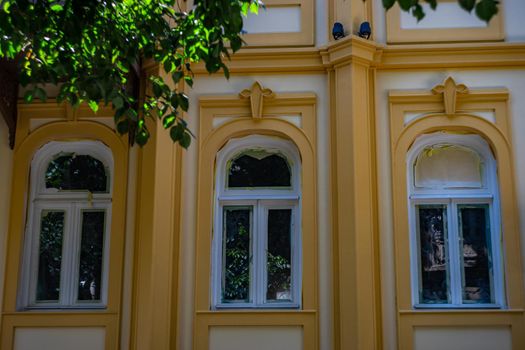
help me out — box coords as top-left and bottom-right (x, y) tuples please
(222, 207), (252, 302)
(46, 154), (108, 192)
(417, 205), (449, 304)
(458, 205), (494, 304)
(36, 211), (65, 302)
(266, 209), (292, 302)
(228, 152), (291, 188)
(78, 211), (105, 301)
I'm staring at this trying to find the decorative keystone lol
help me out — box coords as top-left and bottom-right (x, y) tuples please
(431, 77), (469, 116)
(239, 81), (275, 120)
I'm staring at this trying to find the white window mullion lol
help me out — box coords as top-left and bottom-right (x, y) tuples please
(448, 201), (462, 305)
(255, 202), (266, 306)
(62, 203), (79, 306)
(291, 204), (301, 306)
(27, 204), (43, 306)
(490, 203), (505, 307)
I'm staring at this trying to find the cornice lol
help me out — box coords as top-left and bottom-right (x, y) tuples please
(186, 41), (525, 75)
(192, 47), (325, 75)
(319, 35), (379, 68)
(378, 42), (525, 69)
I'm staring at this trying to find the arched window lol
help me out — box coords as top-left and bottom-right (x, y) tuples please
(212, 135), (301, 308)
(20, 141), (113, 308)
(407, 132), (504, 308)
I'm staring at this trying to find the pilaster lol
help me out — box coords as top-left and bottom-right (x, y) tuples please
(130, 67), (182, 350)
(322, 36), (381, 350)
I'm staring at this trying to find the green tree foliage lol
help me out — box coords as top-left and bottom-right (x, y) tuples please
(383, 0), (499, 22)
(0, 0), (261, 147)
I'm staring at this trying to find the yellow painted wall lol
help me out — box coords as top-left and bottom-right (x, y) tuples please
(180, 74), (330, 350)
(375, 69), (525, 350)
(0, 116), (13, 334)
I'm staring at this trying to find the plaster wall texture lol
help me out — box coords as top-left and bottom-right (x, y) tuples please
(413, 326), (512, 350)
(180, 74), (330, 350)
(375, 69), (525, 350)
(209, 326), (303, 350)
(13, 327), (105, 350)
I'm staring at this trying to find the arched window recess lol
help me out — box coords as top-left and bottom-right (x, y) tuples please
(212, 135), (302, 309)
(407, 132), (504, 308)
(19, 141), (113, 309)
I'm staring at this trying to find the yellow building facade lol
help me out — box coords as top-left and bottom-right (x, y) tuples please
(1, 1), (525, 349)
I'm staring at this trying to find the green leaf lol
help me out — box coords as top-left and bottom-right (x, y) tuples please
(424, 0), (437, 10)
(475, 0), (499, 22)
(412, 3), (425, 21)
(170, 123), (184, 142)
(177, 93), (189, 112)
(34, 87), (47, 102)
(88, 100), (99, 113)
(458, 0), (476, 12)
(112, 96), (124, 109)
(3, 1), (11, 13)
(382, 0), (396, 10)
(135, 128), (150, 146)
(172, 70), (184, 83)
(180, 132), (191, 148)
(24, 90), (34, 103)
(162, 113), (176, 129)
(117, 119), (130, 134)
(50, 4), (63, 12)
(398, 0), (416, 11)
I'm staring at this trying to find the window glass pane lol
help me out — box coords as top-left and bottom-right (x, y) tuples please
(227, 150), (291, 188)
(46, 154), (108, 192)
(222, 207), (252, 302)
(36, 210), (65, 302)
(458, 205), (494, 304)
(78, 211), (106, 302)
(417, 205), (450, 304)
(414, 145), (482, 189)
(266, 209), (292, 302)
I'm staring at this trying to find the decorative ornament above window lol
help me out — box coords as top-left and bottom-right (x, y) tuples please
(239, 81), (275, 120)
(431, 77), (469, 116)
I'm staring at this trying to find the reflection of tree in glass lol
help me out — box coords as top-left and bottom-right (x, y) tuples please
(460, 206), (492, 303)
(418, 206), (448, 303)
(228, 153), (291, 188)
(78, 211), (105, 301)
(223, 209), (251, 301)
(46, 154), (107, 192)
(267, 209), (291, 301)
(37, 211), (64, 301)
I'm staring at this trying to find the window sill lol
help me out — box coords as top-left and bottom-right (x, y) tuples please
(19, 305), (107, 312)
(213, 303), (301, 310)
(413, 304), (503, 309)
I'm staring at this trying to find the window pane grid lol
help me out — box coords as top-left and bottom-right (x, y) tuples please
(36, 210), (66, 303)
(217, 202), (298, 308)
(458, 204), (494, 304)
(414, 200), (499, 307)
(222, 206), (253, 303)
(416, 205), (450, 304)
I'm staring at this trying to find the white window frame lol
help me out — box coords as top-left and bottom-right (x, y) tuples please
(211, 135), (302, 309)
(19, 141), (113, 309)
(407, 132), (505, 308)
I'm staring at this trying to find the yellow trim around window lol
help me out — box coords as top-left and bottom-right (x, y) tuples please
(386, 0), (504, 44)
(194, 90), (318, 350)
(389, 83), (525, 350)
(1, 102), (128, 350)
(241, 0), (314, 47)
